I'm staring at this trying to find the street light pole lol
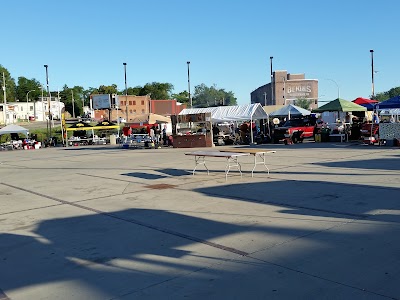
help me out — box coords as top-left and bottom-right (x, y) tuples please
(123, 63), (128, 121)
(325, 78), (340, 99)
(370, 49), (375, 98)
(187, 61), (191, 107)
(44, 65), (51, 140)
(26, 90), (35, 122)
(270, 56), (274, 105)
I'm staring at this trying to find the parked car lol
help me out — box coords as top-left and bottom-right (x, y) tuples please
(272, 118), (315, 144)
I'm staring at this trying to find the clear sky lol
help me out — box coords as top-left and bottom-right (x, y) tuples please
(1, 0), (399, 105)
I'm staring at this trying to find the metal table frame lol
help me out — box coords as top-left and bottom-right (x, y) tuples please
(185, 151), (250, 180)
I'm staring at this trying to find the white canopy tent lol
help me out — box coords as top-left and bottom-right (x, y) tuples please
(0, 124), (29, 136)
(179, 103), (269, 143)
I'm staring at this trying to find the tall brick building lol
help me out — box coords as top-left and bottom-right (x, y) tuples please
(251, 70), (318, 109)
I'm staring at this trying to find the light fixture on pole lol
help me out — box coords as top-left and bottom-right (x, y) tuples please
(187, 61), (191, 107)
(123, 63), (128, 121)
(270, 56), (274, 105)
(44, 65), (51, 140)
(26, 89), (35, 122)
(370, 49), (375, 98)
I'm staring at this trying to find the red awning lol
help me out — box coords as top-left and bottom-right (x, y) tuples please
(352, 97), (378, 105)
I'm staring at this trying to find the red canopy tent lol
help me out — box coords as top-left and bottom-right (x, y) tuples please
(352, 97), (378, 105)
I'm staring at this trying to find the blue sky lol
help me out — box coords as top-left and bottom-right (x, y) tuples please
(1, 0), (399, 105)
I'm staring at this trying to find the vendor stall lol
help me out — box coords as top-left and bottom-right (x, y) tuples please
(172, 112), (213, 148)
(178, 103), (269, 144)
(66, 120), (120, 146)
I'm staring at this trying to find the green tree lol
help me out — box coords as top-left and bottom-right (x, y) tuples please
(139, 82), (174, 99)
(295, 98), (312, 110)
(193, 84), (237, 107)
(98, 84), (118, 94)
(374, 86), (400, 102)
(15, 76), (42, 102)
(171, 91), (189, 104)
(0, 64), (17, 102)
(60, 85), (85, 117)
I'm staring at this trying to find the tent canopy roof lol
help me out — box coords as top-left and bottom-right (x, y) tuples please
(0, 124), (29, 136)
(377, 96), (400, 109)
(179, 103), (268, 122)
(313, 98), (367, 113)
(66, 120), (119, 131)
(127, 113), (171, 125)
(270, 104), (311, 117)
(352, 97), (378, 105)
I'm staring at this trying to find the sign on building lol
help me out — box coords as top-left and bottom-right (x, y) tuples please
(92, 94), (111, 109)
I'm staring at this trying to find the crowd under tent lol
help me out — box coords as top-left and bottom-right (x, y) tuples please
(179, 103), (269, 143)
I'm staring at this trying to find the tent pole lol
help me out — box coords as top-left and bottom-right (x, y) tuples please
(250, 116), (254, 144)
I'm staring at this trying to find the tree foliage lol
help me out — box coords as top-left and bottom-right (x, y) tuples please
(374, 86), (400, 102)
(15, 77), (42, 102)
(192, 84), (237, 107)
(0, 65), (17, 103)
(294, 98), (312, 110)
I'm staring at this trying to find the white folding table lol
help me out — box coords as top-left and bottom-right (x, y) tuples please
(220, 149), (276, 177)
(185, 151), (250, 180)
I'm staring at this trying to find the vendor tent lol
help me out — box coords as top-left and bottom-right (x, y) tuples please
(127, 113), (171, 125)
(66, 120), (119, 131)
(270, 104), (311, 118)
(179, 103), (268, 122)
(0, 124), (29, 136)
(352, 97), (378, 111)
(376, 96), (400, 109)
(179, 103), (269, 143)
(313, 98), (367, 113)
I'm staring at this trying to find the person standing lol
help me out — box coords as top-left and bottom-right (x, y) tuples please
(162, 125), (167, 145)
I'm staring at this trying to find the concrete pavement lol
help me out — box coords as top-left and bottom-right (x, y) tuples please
(0, 142), (399, 299)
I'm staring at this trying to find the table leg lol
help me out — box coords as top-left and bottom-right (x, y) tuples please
(225, 156), (242, 180)
(251, 153), (270, 177)
(193, 155), (209, 175)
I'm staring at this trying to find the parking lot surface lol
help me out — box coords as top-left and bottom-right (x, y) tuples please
(1, 143), (399, 299)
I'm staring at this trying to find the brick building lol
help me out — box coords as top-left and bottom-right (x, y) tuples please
(92, 95), (186, 121)
(251, 70), (318, 109)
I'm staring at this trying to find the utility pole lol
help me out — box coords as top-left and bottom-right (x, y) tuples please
(71, 90), (75, 118)
(263, 92), (267, 106)
(270, 56), (274, 105)
(2, 72), (6, 124)
(44, 65), (51, 139)
(187, 61), (191, 107)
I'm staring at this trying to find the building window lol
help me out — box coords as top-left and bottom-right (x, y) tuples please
(141, 109), (145, 113)
(133, 101), (136, 105)
(21, 107), (24, 111)
(129, 101), (132, 105)
(129, 109), (133, 113)
(141, 100), (144, 105)
(133, 109), (136, 113)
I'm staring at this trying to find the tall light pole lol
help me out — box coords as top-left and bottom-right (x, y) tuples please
(123, 63), (128, 121)
(2, 72), (6, 124)
(44, 64), (51, 140)
(26, 90), (35, 122)
(370, 49), (375, 98)
(325, 78), (340, 99)
(270, 56), (274, 105)
(187, 61), (191, 107)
